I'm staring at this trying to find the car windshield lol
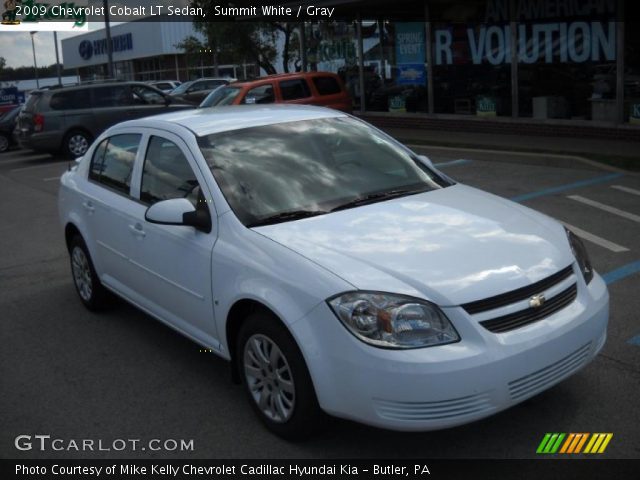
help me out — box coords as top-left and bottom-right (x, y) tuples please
(198, 117), (449, 227)
(171, 81), (193, 95)
(200, 86), (241, 107)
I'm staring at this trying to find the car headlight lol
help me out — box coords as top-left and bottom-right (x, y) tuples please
(327, 292), (460, 349)
(565, 227), (594, 284)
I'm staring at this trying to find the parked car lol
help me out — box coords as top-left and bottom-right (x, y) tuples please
(199, 72), (352, 113)
(0, 103), (20, 115)
(15, 81), (193, 157)
(148, 80), (181, 94)
(0, 105), (20, 152)
(169, 78), (236, 105)
(59, 105), (608, 440)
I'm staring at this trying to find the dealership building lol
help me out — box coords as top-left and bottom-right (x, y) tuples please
(60, 18), (252, 82)
(61, 0), (639, 136)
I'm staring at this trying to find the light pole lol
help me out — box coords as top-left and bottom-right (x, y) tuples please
(53, 31), (62, 86)
(30, 31), (39, 89)
(103, 0), (114, 78)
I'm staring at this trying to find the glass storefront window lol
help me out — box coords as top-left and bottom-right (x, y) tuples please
(625, 22), (640, 124)
(431, 22), (512, 117)
(517, 21), (617, 121)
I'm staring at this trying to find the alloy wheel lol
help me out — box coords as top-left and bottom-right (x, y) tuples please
(243, 334), (295, 423)
(71, 246), (93, 302)
(68, 134), (89, 156)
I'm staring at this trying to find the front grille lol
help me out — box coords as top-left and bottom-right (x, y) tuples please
(461, 265), (574, 315)
(508, 343), (592, 400)
(480, 283), (577, 333)
(373, 392), (493, 421)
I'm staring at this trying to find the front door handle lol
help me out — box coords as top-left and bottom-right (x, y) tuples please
(128, 223), (146, 238)
(82, 200), (95, 213)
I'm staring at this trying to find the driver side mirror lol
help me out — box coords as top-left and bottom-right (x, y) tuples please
(416, 154), (435, 169)
(145, 198), (211, 233)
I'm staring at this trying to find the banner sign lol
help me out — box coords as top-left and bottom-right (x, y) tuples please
(0, 87), (24, 105)
(395, 22), (426, 85)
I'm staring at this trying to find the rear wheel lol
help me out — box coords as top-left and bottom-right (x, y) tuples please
(69, 235), (110, 311)
(0, 133), (9, 153)
(64, 130), (92, 158)
(237, 312), (324, 440)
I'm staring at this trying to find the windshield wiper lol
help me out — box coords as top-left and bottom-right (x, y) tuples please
(247, 209), (328, 228)
(330, 187), (428, 212)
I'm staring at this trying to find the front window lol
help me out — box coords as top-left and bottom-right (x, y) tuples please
(132, 85), (165, 105)
(171, 81), (193, 95)
(140, 136), (200, 207)
(198, 117), (448, 227)
(241, 84), (274, 104)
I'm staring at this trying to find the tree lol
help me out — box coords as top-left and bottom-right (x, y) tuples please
(273, 22), (301, 73)
(188, 1), (300, 75)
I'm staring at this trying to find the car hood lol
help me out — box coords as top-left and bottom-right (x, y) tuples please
(253, 184), (573, 306)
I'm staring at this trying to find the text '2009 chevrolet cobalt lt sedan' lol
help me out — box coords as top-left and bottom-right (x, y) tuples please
(58, 105), (608, 439)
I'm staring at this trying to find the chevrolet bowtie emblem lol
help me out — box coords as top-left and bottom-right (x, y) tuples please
(529, 294), (546, 308)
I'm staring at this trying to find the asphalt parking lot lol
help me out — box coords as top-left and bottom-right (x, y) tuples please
(1, 144), (639, 460)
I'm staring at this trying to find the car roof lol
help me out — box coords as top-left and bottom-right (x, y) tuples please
(230, 72), (339, 88)
(116, 105), (347, 137)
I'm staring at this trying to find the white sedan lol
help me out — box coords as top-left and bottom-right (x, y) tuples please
(58, 105), (609, 439)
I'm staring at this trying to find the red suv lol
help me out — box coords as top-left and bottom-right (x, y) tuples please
(199, 72), (352, 113)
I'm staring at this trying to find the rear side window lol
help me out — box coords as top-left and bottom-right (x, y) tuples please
(140, 136), (200, 207)
(89, 134), (141, 195)
(313, 76), (342, 95)
(23, 92), (42, 112)
(279, 79), (311, 100)
(92, 86), (131, 108)
(49, 89), (91, 110)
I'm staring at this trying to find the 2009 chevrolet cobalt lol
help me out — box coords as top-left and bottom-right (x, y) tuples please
(59, 105), (608, 439)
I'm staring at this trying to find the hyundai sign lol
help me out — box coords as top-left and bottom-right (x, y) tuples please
(78, 33), (133, 60)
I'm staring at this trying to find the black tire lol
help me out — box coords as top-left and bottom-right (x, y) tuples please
(69, 235), (110, 311)
(0, 133), (9, 153)
(63, 130), (92, 158)
(237, 312), (325, 440)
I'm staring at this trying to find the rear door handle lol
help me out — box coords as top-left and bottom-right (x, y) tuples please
(82, 200), (95, 213)
(128, 223), (146, 238)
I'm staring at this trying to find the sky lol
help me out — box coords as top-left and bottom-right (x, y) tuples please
(0, 0), (190, 69)
(1, 27), (103, 69)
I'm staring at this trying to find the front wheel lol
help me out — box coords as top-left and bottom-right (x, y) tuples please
(237, 313), (324, 440)
(64, 130), (92, 158)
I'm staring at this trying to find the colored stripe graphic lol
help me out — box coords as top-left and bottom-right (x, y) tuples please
(537, 433), (612, 454)
(536, 433), (552, 453)
(537, 433), (565, 454)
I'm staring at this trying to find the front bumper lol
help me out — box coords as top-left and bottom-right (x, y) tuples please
(291, 270), (609, 431)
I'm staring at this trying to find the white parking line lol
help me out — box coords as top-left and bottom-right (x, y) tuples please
(560, 221), (629, 253)
(611, 185), (640, 197)
(10, 162), (63, 173)
(0, 153), (51, 165)
(43, 176), (62, 182)
(568, 195), (640, 224)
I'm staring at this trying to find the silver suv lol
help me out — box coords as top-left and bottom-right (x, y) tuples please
(16, 81), (193, 157)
